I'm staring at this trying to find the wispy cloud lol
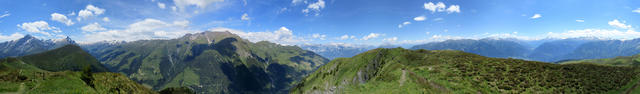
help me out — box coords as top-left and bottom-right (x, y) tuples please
(81, 22), (106, 32)
(398, 21), (411, 28)
(413, 16), (426, 21)
(383, 37), (398, 42)
(50, 13), (74, 26)
(530, 14), (541, 19)
(157, 3), (166, 9)
(0, 32), (24, 42)
(608, 19), (631, 29)
(0, 12), (9, 19)
(210, 27), (308, 45)
(424, 2), (460, 13)
(302, 0), (326, 16)
(362, 33), (383, 40)
(241, 13), (250, 21)
(17, 21), (59, 36)
(77, 4), (106, 21)
(83, 18), (193, 42)
(633, 8), (640, 14)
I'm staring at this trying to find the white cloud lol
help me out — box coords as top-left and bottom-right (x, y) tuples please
(17, 21), (58, 36)
(608, 19), (631, 29)
(426, 32), (430, 35)
(396, 35), (465, 45)
(383, 37), (398, 42)
(83, 19), (194, 42)
(433, 18), (444, 21)
(292, 0), (303, 4)
(413, 16), (426, 21)
(209, 27), (307, 45)
(312, 33), (326, 40)
(303, 0), (325, 16)
(0, 32), (24, 42)
(68, 12), (76, 16)
(103, 17), (110, 22)
(340, 35), (349, 40)
(446, 5), (460, 13)
(362, 33), (383, 40)
(50, 13), (74, 26)
(530, 14), (541, 19)
(77, 4), (106, 21)
(173, 20), (190, 27)
(486, 33), (538, 40)
(171, 6), (178, 12)
(158, 3), (166, 9)
(576, 20), (584, 22)
(398, 21), (411, 28)
(173, 0), (224, 11)
(633, 8), (640, 14)
(424, 2), (446, 13)
(241, 13), (250, 21)
(81, 22), (106, 32)
(339, 34), (356, 40)
(0, 12), (9, 19)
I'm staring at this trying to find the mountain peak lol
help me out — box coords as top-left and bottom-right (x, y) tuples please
(182, 31), (243, 42)
(15, 34), (42, 45)
(18, 34), (37, 41)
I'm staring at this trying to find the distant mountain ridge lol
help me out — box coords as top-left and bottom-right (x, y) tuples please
(410, 38), (530, 58)
(0, 35), (77, 58)
(299, 43), (374, 60)
(408, 37), (640, 62)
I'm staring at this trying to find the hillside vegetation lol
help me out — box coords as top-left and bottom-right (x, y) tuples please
(0, 44), (155, 93)
(292, 48), (640, 94)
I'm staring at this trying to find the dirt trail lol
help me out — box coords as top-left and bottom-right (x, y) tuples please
(399, 69), (406, 86)
(407, 70), (447, 93)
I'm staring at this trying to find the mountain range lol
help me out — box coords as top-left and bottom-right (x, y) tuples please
(411, 38), (531, 58)
(0, 35), (77, 58)
(409, 37), (629, 62)
(82, 31), (329, 93)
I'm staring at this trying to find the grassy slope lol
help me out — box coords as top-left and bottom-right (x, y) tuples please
(0, 58), (156, 93)
(292, 48), (640, 94)
(93, 31), (328, 93)
(559, 55), (640, 93)
(19, 45), (109, 72)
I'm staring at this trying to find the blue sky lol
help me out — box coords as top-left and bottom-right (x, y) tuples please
(1, 0), (640, 46)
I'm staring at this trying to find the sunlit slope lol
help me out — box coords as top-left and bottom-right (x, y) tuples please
(292, 48), (640, 94)
(91, 31), (328, 93)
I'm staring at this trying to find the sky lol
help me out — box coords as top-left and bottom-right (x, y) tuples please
(1, 0), (640, 46)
